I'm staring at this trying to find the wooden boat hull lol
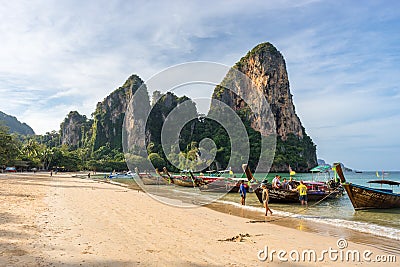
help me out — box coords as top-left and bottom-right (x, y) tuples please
(254, 186), (343, 203)
(254, 187), (298, 203)
(335, 163), (400, 210)
(172, 177), (198, 187)
(137, 173), (169, 185)
(140, 176), (169, 185)
(198, 178), (256, 193)
(134, 168), (169, 185)
(342, 183), (400, 210)
(199, 181), (240, 193)
(159, 168), (202, 187)
(197, 176), (220, 184)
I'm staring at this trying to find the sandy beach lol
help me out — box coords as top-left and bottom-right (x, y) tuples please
(0, 173), (398, 266)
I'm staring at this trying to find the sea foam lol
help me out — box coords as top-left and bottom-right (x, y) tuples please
(217, 200), (400, 241)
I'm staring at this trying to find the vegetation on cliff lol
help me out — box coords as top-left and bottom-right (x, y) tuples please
(2, 42), (317, 173)
(0, 111), (35, 135)
(212, 42), (317, 171)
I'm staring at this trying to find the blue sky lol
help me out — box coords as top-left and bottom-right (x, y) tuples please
(0, 0), (399, 170)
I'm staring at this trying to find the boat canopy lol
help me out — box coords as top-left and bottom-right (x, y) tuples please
(310, 165), (331, 173)
(367, 180), (400, 186)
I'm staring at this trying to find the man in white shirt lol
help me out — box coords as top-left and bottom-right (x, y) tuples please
(272, 175), (281, 189)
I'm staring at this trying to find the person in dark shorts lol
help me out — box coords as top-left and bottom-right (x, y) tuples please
(295, 180), (308, 206)
(239, 180), (246, 205)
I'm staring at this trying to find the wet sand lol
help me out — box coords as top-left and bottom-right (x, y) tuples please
(0, 173), (398, 266)
(205, 201), (400, 256)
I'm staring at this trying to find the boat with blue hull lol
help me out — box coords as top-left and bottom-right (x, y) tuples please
(335, 163), (400, 210)
(243, 164), (343, 203)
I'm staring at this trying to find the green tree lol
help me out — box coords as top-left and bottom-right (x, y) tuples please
(0, 126), (20, 166)
(41, 147), (55, 170)
(148, 153), (166, 170)
(21, 138), (44, 167)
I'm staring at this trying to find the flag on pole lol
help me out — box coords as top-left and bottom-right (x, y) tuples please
(289, 165), (296, 176)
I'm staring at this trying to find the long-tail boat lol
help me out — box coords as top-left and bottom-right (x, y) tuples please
(194, 169), (236, 184)
(242, 165), (344, 203)
(162, 167), (202, 187)
(255, 181), (343, 203)
(335, 163), (400, 210)
(198, 165), (258, 193)
(198, 178), (242, 193)
(154, 168), (173, 185)
(134, 167), (168, 185)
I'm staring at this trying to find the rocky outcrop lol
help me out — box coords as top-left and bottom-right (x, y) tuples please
(213, 42), (303, 140)
(212, 42), (317, 171)
(0, 111), (35, 135)
(92, 74), (145, 151)
(58, 42), (317, 171)
(60, 111), (92, 148)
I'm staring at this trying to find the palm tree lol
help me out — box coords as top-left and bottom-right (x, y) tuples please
(41, 147), (55, 170)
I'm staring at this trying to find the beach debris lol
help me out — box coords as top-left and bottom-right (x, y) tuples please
(218, 233), (251, 242)
(247, 220), (269, 223)
(146, 249), (161, 253)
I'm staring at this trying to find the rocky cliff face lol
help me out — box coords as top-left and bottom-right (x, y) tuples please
(92, 74), (145, 151)
(60, 111), (92, 148)
(58, 42), (316, 171)
(213, 42), (303, 140)
(212, 42), (317, 171)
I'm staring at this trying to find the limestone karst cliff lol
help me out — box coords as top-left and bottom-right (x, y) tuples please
(58, 42), (317, 172)
(91, 74), (145, 152)
(212, 42), (317, 171)
(213, 42), (303, 140)
(60, 111), (92, 148)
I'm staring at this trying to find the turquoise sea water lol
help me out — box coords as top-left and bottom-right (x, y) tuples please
(223, 171), (400, 240)
(136, 171), (400, 242)
(102, 167), (400, 248)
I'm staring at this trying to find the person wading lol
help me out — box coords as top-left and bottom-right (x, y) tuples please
(294, 180), (308, 206)
(239, 180), (246, 205)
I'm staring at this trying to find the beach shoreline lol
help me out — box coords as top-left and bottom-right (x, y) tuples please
(0, 172), (398, 266)
(205, 201), (400, 256)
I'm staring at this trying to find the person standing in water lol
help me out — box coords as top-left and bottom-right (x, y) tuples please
(294, 180), (308, 206)
(239, 180), (246, 205)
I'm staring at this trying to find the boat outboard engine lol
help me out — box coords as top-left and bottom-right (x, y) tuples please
(328, 179), (340, 189)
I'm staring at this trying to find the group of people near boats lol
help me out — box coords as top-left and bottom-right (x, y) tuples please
(241, 175), (309, 216)
(137, 164), (344, 215)
(271, 175), (297, 190)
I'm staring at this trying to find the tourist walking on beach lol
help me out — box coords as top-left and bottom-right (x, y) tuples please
(294, 180), (308, 206)
(261, 184), (273, 216)
(239, 180), (246, 205)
